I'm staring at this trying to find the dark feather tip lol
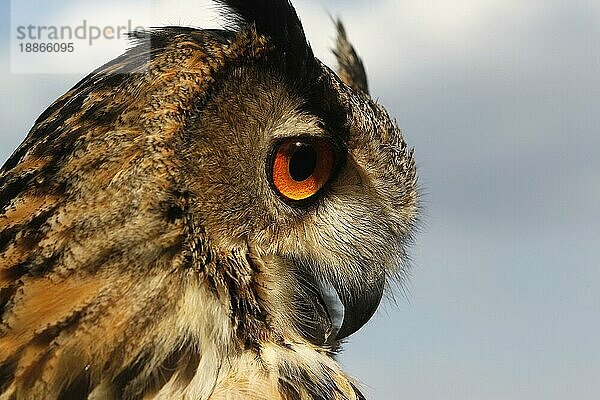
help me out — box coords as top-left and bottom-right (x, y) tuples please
(213, 0), (313, 59)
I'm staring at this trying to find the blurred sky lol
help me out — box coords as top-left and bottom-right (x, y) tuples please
(1, 0), (600, 399)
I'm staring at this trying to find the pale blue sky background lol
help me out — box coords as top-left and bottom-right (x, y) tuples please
(1, 0), (599, 399)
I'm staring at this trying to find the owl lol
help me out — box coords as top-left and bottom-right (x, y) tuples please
(0, 1), (418, 399)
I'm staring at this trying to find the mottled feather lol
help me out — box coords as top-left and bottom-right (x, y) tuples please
(0, 1), (418, 399)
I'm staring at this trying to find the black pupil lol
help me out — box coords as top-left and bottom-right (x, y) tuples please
(289, 143), (317, 182)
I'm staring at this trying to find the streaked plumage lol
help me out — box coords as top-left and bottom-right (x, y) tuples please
(0, 1), (418, 399)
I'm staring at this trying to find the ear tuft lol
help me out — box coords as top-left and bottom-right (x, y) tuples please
(333, 20), (369, 94)
(213, 0), (313, 61)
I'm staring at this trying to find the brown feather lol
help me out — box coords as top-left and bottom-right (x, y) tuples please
(0, 2), (418, 399)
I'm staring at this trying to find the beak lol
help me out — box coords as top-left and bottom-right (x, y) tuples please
(334, 273), (385, 340)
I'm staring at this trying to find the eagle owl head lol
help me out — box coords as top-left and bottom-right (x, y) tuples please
(0, 1), (419, 398)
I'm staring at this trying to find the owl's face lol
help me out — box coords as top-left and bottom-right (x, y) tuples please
(181, 58), (417, 342)
(0, 1), (418, 397)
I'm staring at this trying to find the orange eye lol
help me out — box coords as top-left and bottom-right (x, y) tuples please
(270, 139), (336, 202)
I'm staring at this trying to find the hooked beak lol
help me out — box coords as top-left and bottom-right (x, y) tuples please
(333, 273), (385, 340)
(288, 255), (387, 343)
